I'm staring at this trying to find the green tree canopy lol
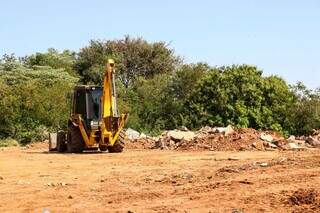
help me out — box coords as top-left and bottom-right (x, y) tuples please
(184, 65), (295, 133)
(0, 56), (78, 142)
(75, 36), (181, 86)
(23, 48), (77, 76)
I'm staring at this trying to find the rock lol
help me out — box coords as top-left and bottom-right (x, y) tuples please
(274, 139), (288, 148)
(225, 125), (235, 136)
(178, 126), (189, 131)
(286, 142), (301, 150)
(252, 141), (265, 150)
(306, 137), (320, 147)
(125, 128), (140, 140)
(166, 130), (195, 141)
(199, 126), (216, 134)
(232, 209), (244, 213)
(265, 148), (276, 151)
(42, 209), (50, 213)
(228, 157), (240, 161)
(154, 136), (170, 149)
(0, 176), (4, 180)
(265, 142), (278, 149)
(260, 133), (274, 142)
(139, 133), (147, 139)
(154, 140), (163, 149)
(288, 135), (296, 141)
(260, 162), (268, 167)
(68, 195), (73, 199)
(215, 127), (227, 133)
(169, 140), (176, 147)
(288, 138), (306, 147)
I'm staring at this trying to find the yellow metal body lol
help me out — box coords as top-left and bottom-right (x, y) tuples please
(74, 59), (128, 149)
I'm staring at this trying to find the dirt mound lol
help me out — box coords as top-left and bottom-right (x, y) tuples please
(153, 127), (286, 151)
(178, 128), (263, 151)
(125, 138), (154, 149)
(124, 126), (320, 151)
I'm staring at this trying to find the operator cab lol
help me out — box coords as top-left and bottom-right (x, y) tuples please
(72, 85), (102, 130)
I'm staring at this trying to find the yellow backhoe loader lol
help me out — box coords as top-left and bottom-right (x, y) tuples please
(49, 59), (128, 153)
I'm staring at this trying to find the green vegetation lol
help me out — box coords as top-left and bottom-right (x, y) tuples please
(0, 138), (19, 147)
(0, 36), (319, 145)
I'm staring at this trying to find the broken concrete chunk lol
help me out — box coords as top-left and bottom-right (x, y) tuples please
(260, 162), (268, 167)
(306, 137), (320, 147)
(260, 133), (274, 142)
(287, 142), (299, 149)
(225, 125), (235, 136)
(215, 127), (227, 133)
(178, 126), (189, 131)
(139, 133), (147, 139)
(252, 141), (265, 150)
(264, 142), (278, 149)
(166, 130), (195, 141)
(125, 128), (140, 140)
(199, 126), (216, 134)
(274, 139), (288, 148)
(288, 135), (296, 141)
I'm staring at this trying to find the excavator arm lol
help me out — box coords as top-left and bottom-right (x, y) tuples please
(100, 59), (128, 147)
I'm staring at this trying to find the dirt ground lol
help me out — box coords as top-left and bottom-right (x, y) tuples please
(0, 143), (319, 213)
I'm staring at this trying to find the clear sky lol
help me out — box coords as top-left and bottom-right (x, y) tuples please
(1, 0), (319, 88)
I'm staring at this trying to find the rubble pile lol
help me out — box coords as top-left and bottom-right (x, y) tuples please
(124, 127), (320, 151)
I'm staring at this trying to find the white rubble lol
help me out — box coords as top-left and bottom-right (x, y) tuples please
(260, 133), (274, 142)
(165, 130), (195, 141)
(125, 128), (141, 140)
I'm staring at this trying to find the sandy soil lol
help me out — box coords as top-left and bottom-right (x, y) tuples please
(0, 143), (319, 213)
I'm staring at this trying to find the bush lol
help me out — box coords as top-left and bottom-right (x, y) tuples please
(0, 138), (19, 147)
(0, 58), (78, 142)
(184, 65), (295, 133)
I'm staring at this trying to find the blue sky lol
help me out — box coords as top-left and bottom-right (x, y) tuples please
(1, 0), (319, 88)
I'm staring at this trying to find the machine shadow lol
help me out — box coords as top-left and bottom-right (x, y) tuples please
(27, 150), (111, 155)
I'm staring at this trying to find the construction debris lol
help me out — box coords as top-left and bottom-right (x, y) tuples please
(125, 128), (141, 141)
(124, 127), (320, 151)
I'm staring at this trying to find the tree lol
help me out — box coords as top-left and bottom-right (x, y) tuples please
(285, 83), (320, 135)
(75, 36), (181, 86)
(23, 48), (77, 76)
(0, 56), (78, 143)
(161, 63), (210, 129)
(184, 65), (295, 133)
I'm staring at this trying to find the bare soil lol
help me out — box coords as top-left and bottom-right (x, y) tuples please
(0, 142), (319, 213)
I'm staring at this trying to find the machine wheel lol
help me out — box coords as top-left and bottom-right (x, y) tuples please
(99, 144), (108, 152)
(107, 140), (124, 153)
(57, 131), (67, 152)
(107, 131), (125, 153)
(67, 125), (85, 153)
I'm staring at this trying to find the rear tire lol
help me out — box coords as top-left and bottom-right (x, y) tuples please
(107, 140), (124, 153)
(67, 125), (85, 153)
(57, 131), (67, 152)
(107, 132), (125, 153)
(99, 144), (108, 152)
